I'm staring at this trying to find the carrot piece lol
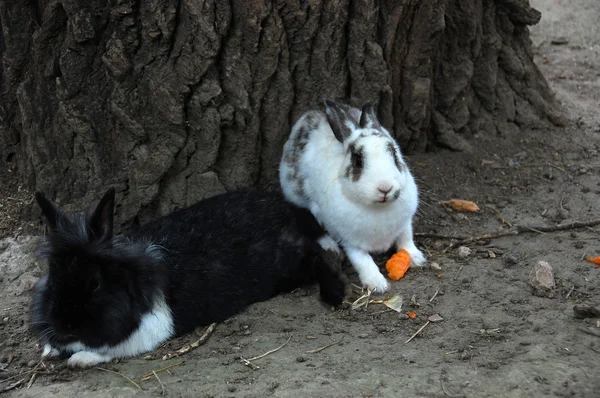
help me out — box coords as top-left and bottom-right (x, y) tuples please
(585, 256), (600, 266)
(386, 249), (412, 280)
(440, 199), (480, 213)
(406, 312), (417, 319)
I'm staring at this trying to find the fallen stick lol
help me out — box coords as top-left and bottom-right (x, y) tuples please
(26, 373), (36, 389)
(246, 336), (292, 361)
(239, 357), (260, 370)
(96, 368), (143, 391)
(162, 323), (216, 360)
(415, 219), (600, 248)
(153, 371), (166, 395)
(141, 362), (184, 381)
(577, 327), (600, 338)
(429, 290), (439, 303)
(0, 378), (26, 394)
(405, 321), (430, 344)
(306, 339), (341, 354)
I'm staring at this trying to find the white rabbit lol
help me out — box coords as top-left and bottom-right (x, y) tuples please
(280, 100), (426, 292)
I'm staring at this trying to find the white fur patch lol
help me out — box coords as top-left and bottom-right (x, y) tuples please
(67, 351), (112, 368)
(317, 235), (342, 254)
(280, 103), (427, 291)
(42, 344), (60, 358)
(59, 294), (174, 367)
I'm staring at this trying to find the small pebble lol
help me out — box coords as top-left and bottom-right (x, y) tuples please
(430, 262), (442, 271)
(551, 36), (569, 45)
(357, 333), (369, 339)
(398, 314), (409, 320)
(296, 356), (306, 363)
(2, 317), (8, 322)
(529, 261), (555, 298)
(432, 241), (445, 251)
(28, 360), (37, 368)
(457, 246), (472, 259)
(504, 253), (521, 266)
(227, 385), (237, 392)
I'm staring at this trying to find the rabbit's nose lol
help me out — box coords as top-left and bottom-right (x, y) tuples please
(377, 184), (392, 194)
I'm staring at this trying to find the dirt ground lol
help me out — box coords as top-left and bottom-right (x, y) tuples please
(1, 1), (599, 397)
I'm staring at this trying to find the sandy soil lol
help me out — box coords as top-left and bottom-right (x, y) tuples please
(1, 1), (599, 397)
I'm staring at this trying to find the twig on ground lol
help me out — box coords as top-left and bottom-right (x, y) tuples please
(565, 286), (575, 299)
(141, 362), (184, 381)
(26, 373), (36, 389)
(440, 374), (460, 398)
(0, 378), (26, 394)
(454, 264), (465, 280)
(246, 336), (292, 362)
(306, 339), (342, 354)
(405, 321), (431, 344)
(416, 219), (600, 249)
(162, 323), (216, 360)
(152, 371), (166, 395)
(0, 359), (46, 385)
(484, 205), (513, 227)
(577, 327), (600, 338)
(429, 290), (439, 303)
(96, 368), (143, 391)
(239, 357), (260, 370)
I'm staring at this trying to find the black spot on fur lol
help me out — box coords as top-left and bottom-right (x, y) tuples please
(387, 142), (403, 171)
(345, 143), (364, 182)
(392, 189), (401, 201)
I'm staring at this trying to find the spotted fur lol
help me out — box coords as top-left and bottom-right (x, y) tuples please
(279, 100), (427, 293)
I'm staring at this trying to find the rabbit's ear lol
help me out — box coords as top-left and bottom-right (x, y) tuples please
(359, 104), (382, 130)
(324, 100), (355, 143)
(87, 187), (116, 242)
(35, 192), (64, 231)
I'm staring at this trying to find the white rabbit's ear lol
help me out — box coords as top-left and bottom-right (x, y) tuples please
(324, 100), (356, 143)
(359, 104), (381, 130)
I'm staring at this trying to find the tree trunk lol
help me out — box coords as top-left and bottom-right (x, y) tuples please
(0, 0), (562, 228)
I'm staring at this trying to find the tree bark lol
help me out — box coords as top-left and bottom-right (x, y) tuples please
(0, 0), (562, 228)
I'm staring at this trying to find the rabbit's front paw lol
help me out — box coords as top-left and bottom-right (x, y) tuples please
(407, 247), (427, 267)
(359, 270), (389, 292)
(67, 351), (112, 368)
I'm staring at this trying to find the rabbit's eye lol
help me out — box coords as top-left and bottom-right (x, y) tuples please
(90, 279), (101, 293)
(351, 151), (363, 169)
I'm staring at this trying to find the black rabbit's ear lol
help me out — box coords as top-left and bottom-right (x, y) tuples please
(35, 192), (63, 231)
(359, 103), (381, 130)
(87, 187), (116, 242)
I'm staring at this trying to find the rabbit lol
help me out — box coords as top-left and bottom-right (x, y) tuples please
(279, 100), (426, 292)
(31, 187), (348, 368)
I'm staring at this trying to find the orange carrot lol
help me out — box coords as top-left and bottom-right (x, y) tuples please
(440, 199), (480, 213)
(585, 256), (600, 266)
(386, 249), (411, 280)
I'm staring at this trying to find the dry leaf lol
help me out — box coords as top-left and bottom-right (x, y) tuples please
(427, 314), (444, 323)
(383, 295), (403, 313)
(440, 199), (480, 213)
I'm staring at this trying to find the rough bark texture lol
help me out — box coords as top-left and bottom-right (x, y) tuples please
(0, 0), (562, 228)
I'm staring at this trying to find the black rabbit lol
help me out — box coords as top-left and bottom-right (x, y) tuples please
(31, 188), (347, 367)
